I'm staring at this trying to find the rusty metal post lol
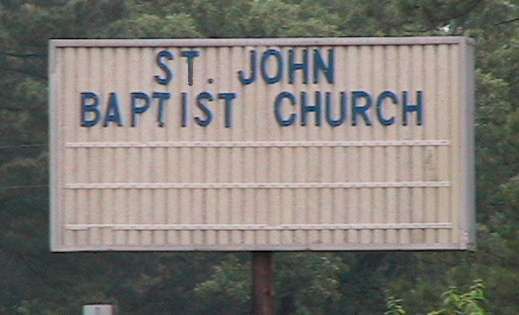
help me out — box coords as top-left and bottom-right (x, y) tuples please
(252, 251), (275, 315)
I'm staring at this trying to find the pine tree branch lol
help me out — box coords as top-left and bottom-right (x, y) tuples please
(0, 51), (46, 58)
(0, 105), (26, 112)
(418, 0), (483, 32)
(495, 17), (519, 26)
(0, 67), (47, 80)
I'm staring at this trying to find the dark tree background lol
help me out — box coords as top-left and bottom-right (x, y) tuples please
(0, 0), (518, 314)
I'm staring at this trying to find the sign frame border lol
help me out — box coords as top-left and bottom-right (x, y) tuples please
(49, 37), (475, 252)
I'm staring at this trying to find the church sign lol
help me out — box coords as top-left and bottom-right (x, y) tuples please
(49, 37), (475, 251)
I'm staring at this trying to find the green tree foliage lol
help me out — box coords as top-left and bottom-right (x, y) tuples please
(0, 0), (518, 314)
(386, 279), (488, 315)
(429, 280), (487, 315)
(385, 296), (406, 315)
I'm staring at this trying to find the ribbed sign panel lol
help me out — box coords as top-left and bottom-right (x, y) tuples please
(49, 37), (475, 251)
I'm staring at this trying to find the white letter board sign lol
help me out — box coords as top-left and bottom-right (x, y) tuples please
(49, 37), (475, 251)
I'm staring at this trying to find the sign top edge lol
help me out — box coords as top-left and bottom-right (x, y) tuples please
(49, 36), (474, 48)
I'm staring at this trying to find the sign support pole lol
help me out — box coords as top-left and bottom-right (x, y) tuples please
(252, 251), (275, 315)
